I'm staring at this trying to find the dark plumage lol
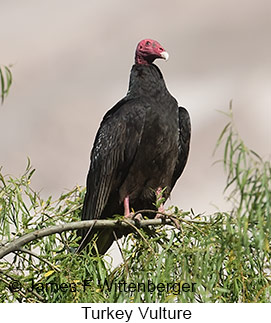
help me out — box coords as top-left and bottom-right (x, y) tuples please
(77, 39), (191, 254)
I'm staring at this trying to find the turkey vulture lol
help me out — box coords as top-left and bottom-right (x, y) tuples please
(77, 39), (191, 254)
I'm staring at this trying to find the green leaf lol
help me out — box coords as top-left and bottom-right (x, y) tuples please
(0, 65), (13, 104)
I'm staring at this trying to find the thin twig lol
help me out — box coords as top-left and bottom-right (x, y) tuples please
(180, 218), (207, 235)
(0, 275), (28, 300)
(75, 220), (97, 253)
(122, 219), (155, 253)
(0, 270), (44, 302)
(17, 247), (61, 272)
(133, 209), (211, 228)
(112, 230), (130, 277)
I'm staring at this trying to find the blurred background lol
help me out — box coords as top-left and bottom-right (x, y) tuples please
(1, 1), (270, 230)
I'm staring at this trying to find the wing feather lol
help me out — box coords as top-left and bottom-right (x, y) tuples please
(171, 106), (191, 188)
(81, 98), (146, 222)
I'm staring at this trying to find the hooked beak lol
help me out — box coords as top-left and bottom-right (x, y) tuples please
(160, 51), (169, 61)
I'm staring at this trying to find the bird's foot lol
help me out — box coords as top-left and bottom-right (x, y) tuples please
(154, 207), (180, 230)
(132, 212), (143, 221)
(123, 195), (143, 221)
(154, 187), (180, 228)
(124, 212), (143, 221)
(154, 203), (166, 219)
(124, 212), (133, 219)
(154, 211), (166, 220)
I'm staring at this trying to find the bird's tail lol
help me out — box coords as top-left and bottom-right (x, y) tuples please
(76, 226), (116, 255)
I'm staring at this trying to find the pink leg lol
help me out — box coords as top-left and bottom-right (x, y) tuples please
(156, 187), (165, 212)
(155, 187), (165, 218)
(155, 187), (180, 229)
(124, 196), (130, 218)
(123, 195), (143, 220)
(158, 204), (165, 213)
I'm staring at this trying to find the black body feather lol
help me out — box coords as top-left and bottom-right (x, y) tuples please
(77, 63), (191, 254)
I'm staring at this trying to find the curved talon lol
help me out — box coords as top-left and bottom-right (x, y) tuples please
(154, 212), (180, 229)
(124, 212), (143, 221)
(154, 212), (166, 220)
(124, 212), (134, 219)
(132, 213), (143, 221)
(124, 195), (143, 221)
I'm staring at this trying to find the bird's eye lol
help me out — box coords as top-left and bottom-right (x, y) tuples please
(146, 41), (151, 46)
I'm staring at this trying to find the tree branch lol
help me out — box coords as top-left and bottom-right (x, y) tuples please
(0, 218), (174, 259)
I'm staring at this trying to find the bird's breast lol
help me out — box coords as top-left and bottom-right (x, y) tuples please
(119, 98), (179, 203)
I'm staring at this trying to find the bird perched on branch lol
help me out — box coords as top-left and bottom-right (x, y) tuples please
(77, 39), (191, 254)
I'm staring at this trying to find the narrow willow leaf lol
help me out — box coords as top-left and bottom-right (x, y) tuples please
(213, 122), (231, 155)
(0, 67), (5, 104)
(0, 65), (12, 104)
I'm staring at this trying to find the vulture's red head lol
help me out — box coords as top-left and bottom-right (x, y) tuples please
(135, 39), (169, 65)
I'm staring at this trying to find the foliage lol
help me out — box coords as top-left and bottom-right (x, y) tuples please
(0, 107), (270, 303)
(0, 65), (12, 104)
